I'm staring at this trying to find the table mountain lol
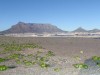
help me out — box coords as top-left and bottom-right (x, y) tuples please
(1, 22), (64, 34)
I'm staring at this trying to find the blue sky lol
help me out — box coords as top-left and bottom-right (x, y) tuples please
(0, 0), (100, 31)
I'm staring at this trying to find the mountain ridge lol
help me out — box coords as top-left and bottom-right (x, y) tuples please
(0, 22), (100, 34)
(1, 22), (64, 34)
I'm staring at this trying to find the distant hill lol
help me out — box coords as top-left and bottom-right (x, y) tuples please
(72, 27), (87, 32)
(88, 29), (100, 33)
(72, 27), (100, 33)
(1, 22), (64, 34)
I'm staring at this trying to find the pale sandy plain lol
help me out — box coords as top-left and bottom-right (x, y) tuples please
(0, 37), (100, 75)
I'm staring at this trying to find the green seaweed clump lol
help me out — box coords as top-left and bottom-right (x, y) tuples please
(92, 56), (100, 61)
(0, 65), (8, 71)
(73, 63), (88, 69)
(92, 56), (100, 67)
(46, 51), (55, 57)
(39, 62), (50, 68)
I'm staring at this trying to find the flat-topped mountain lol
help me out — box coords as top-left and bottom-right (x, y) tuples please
(1, 22), (64, 34)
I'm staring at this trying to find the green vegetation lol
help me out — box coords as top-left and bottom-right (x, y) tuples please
(0, 65), (17, 71)
(0, 65), (8, 71)
(73, 63), (88, 69)
(54, 68), (61, 72)
(39, 62), (50, 68)
(92, 56), (100, 61)
(1, 37), (100, 72)
(0, 39), (46, 71)
(34, 51), (55, 68)
(0, 43), (42, 53)
(46, 51), (55, 57)
(7, 53), (24, 60)
(0, 49), (55, 69)
(92, 56), (100, 67)
(73, 55), (100, 69)
(0, 58), (6, 63)
(23, 60), (35, 66)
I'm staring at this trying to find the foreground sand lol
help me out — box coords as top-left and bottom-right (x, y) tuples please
(0, 37), (100, 75)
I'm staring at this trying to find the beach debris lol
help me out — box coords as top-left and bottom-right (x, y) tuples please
(46, 51), (55, 57)
(73, 63), (88, 69)
(39, 62), (50, 68)
(92, 56), (100, 61)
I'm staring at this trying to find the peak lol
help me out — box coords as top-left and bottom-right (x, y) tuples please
(73, 27), (87, 32)
(77, 27), (84, 29)
(75, 27), (86, 30)
(18, 21), (24, 23)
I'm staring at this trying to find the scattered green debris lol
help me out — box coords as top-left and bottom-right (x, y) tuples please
(0, 38), (56, 71)
(35, 54), (51, 68)
(73, 63), (88, 69)
(2, 40), (100, 71)
(92, 56), (100, 61)
(0, 43), (42, 53)
(46, 51), (55, 57)
(23, 60), (36, 66)
(39, 62), (50, 68)
(7, 53), (24, 60)
(54, 68), (61, 72)
(15, 59), (22, 64)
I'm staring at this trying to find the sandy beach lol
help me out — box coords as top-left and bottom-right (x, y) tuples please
(0, 37), (100, 75)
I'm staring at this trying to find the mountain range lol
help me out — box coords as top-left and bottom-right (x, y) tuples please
(73, 27), (100, 32)
(0, 22), (100, 34)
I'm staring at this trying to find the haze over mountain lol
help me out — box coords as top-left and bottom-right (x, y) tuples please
(1, 22), (64, 34)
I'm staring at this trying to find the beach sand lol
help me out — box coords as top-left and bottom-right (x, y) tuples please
(0, 37), (100, 75)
